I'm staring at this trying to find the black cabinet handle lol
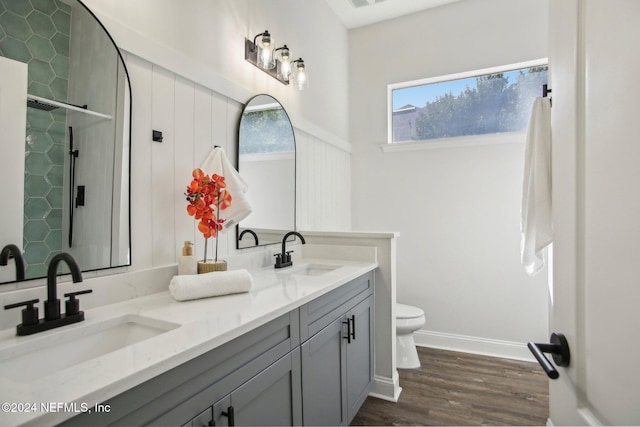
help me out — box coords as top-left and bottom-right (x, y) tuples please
(343, 318), (351, 343)
(221, 406), (235, 426)
(527, 332), (570, 379)
(350, 314), (356, 341)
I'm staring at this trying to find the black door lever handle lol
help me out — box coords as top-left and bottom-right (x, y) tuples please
(527, 332), (570, 379)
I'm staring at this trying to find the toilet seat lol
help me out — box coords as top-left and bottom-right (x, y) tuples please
(396, 303), (424, 319)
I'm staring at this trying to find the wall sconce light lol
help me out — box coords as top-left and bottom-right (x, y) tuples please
(245, 31), (308, 90)
(275, 45), (291, 82)
(292, 58), (309, 90)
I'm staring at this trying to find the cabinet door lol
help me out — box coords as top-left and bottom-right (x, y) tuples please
(212, 350), (302, 426)
(346, 296), (373, 422)
(301, 316), (348, 426)
(185, 407), (213, 427)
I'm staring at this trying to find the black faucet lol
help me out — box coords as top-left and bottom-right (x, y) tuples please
(4, 252), (92, 336)
(1, 244), (25, 281)
(239, 229), (259, 246)
(45, 252), (84, 320)
(274, 231), (306, 269)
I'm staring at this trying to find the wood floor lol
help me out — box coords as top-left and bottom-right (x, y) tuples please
(351, 346), (549, 426)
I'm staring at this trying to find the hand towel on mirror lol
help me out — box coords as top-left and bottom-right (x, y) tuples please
(521, 97), (552, 276)
(169, 269), (254, 301)
(200, 146), (252, 230)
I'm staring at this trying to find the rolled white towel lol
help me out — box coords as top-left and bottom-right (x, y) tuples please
(169, 269), (253, 302)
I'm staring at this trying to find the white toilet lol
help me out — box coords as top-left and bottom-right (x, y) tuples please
(396, 303), (426, 369)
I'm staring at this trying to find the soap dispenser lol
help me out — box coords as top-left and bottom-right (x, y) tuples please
(178, 241), (197, 275)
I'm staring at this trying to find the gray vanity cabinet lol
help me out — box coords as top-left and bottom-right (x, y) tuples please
(58, 271), (373, 427)
(299, 272), (374, 426)
(210, 349), (302, 426)
(345, 296), (373, 421)
(59, 311), (299, 427)
(300, 315), (347, 426)
(183, 407), (212, 427)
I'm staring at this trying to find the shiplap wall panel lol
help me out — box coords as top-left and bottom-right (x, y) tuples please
(209, 92), (227, 154)
(223, 101), (243, 256)
(208, 92), (232, 261)
(192, 84), (214, 261)
(295, 129), (351, 231)
(124, 55), (350, 270)
(126, 54), (154, 270)
(173, 76), (196, 261)
(193, 84), (214, 168)
(150, 66), (176, 266)
(295, 129), (311, 229)
(338, 148), (351, 229)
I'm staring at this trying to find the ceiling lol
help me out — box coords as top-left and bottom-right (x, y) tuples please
(324, 0), (462, 29)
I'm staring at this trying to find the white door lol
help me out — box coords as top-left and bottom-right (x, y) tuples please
(548, 0), (640, 424)
(0, 57), (27, 283)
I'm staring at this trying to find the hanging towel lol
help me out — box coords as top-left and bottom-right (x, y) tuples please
(200, 146), (252, 230)
(521, 97), (552, 276)
(169, 269), (254, 301)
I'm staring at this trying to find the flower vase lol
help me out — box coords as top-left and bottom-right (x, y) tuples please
(197, 259), (227, 273)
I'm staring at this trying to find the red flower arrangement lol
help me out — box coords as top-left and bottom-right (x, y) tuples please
(186, 168), (232, 262)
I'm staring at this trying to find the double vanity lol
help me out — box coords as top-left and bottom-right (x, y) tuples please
(0, 2), (398, 425)
(0, 245), (377, 427)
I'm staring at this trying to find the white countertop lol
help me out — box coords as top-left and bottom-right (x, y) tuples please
(0, 255), (377, 427)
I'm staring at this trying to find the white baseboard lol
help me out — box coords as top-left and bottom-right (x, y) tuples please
(370, 373), (402, 402)
(414, 329), (536, 362)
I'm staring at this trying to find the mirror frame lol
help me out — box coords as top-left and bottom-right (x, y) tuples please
(0, 0), (132, 284)
(235, 94), (296, 249)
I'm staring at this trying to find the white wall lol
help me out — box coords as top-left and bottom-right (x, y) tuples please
(74, 0), (352, 269)
(350, 0), (550, 359)
(82, 0), (349, 144)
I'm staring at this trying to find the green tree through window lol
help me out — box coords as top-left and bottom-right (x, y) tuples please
(391, 65), (548, 143)
(239, 108), (295, 154)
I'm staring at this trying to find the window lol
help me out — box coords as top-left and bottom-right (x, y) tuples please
(239, 102), (295, 154)
(388, 60), (548, 144)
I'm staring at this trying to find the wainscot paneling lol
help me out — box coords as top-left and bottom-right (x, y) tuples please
(124, 54), (351, 269)
(126, 53), (154, 270)
(173, 76), (196, 261)
(150, 65), (177, 267)
(295, 129), (351, 232)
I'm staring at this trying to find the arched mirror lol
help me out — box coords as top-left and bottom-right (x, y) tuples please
(0, 0), (131, 283)
(236, 94), (295, 248)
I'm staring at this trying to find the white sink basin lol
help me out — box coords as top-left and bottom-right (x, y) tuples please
(0, 314), (180, 382)
(278, 263), (342, 277)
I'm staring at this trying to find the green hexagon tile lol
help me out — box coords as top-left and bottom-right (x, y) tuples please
(0, 0), (71, 278)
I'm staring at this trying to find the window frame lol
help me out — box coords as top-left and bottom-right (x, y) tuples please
(386, 58), (549, 147)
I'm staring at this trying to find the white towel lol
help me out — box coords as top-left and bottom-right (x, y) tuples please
(200, 146), (252, 230)
(521, 97), (552, 276)
(169, 269), (253, 301)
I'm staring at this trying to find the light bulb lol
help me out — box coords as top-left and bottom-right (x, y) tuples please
(260, 47), (272, 68)
(281, 61), (291, 82)
(295, 60), (308, 90)
(257, 31), (275, 70)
